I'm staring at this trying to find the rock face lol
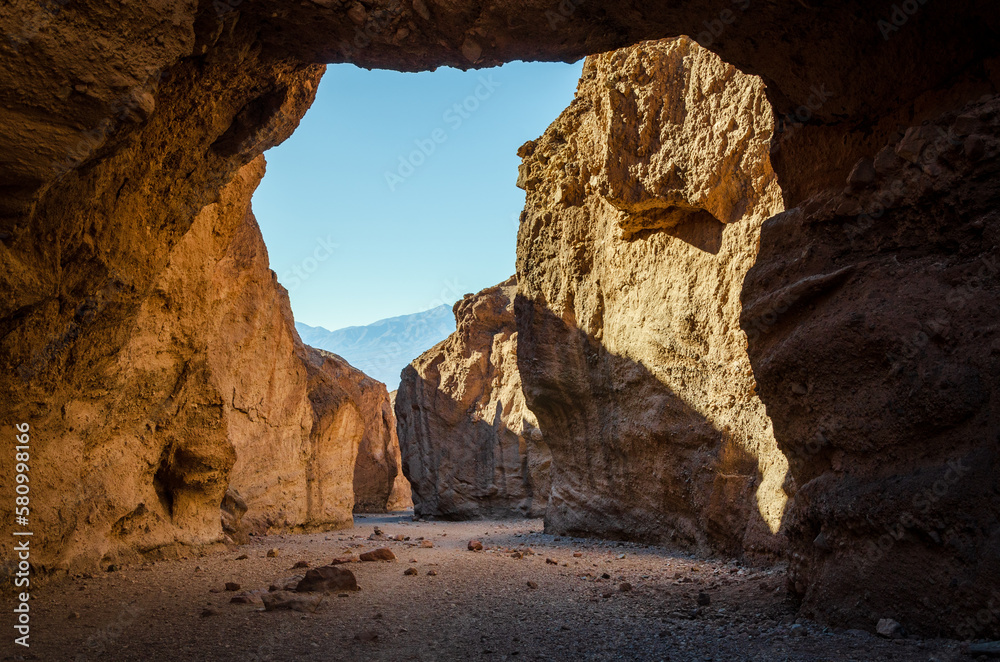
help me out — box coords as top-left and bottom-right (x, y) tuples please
(741, 96), (1000, 637)
(350, 363), (412, 513)
(2, 0), (999, 639)
(0, 152), (397, 570)
(515, 38), (786, 558)
(397, 277), (551, 519)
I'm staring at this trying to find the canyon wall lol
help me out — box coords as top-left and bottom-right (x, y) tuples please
(1, 0), (999, 639)
(515, 38), (786, 558)
(741, 96), (1000, 637)
(352, 371), (412, 513)
(397, 278), (551, 519)
(0, 152), (401, 570)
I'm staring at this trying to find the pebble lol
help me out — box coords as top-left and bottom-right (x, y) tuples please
(266, 548), (279, 558)
(404, 567), (418, 576)
(468, 540), (484, 551)
(876, 618), (904, 639)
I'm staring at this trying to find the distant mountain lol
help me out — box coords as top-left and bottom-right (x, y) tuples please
(296, 305), (456, 389)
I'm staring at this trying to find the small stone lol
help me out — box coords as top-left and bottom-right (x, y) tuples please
(209, 588), (222, 594)
(269, 575), (305, 592)
(201, 606), (220, 617)
(261, 591), (322, 613)
(230, 594), (256, 605)
(510, 551), (523, 559)
(236, 554), (249, 561)
(876, 618), (904, 639)
(360, 548), (396, 562)
(347, 1), (367, 24)
(393, 534), (405, 541)
(468, 540), (484, 552)
(546, 558), (558, 565)
(225, 582), (241, 592)
(419, 540), (434, 548)
(789, 623), (806, 636)
(527, 581), (538, 589)
(619, 582), (632, 593)
(572, 552), (583, 558)
(601, 573), (611, 579)
(266, 548), (279, 558)
(847, 158), (876, 188)
(461, 37), (482, 63)
(412, 0), (431, 20)
(328, 555), (359, 565)
(354, 631), (379, 643)
(427, 570), (438, 576)
(373, 527), (384, 536)
(697, 591), (711, 606)
(404, 567), (418, 576)
(965, 135), (986, 161)
(293, 561), (310, 568)
(68, 612), (80, 620)
(954, 114), (982, 136)
(616, 554), (626, 560)
(896, 125), (935, 162)
(602, 591), (614, 599)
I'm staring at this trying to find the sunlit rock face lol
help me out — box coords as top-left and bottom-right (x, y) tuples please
(514, 38), (787, 559)
(352, 370), (412, 514)
(742, 95), (1000, 638)
(397, 277), (551, 520)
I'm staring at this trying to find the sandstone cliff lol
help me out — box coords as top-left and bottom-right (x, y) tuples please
(352, 370), (412, 513)
(397, 277), (551, 519)
(0, 154), (399, 570)
(515, 38), (786, 558)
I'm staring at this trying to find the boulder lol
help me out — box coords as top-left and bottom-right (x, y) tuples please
(295, 565), (360, 593)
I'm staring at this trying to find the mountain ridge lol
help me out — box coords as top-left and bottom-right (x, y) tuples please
(296, 304), (456, 388)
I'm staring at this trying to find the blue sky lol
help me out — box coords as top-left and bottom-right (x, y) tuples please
(253, 60), (584, 331)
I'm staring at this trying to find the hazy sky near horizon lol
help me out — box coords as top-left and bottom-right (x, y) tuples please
(253, 60), (584, 331)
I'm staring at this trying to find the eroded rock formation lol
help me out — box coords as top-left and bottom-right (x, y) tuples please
(1, 0), (999, 639)
(352, 370), (412, 513)
(398, 277), (551, 519)
(0, 153), (400, 570)
(515, 38), (786, 558)
(741, 96), (1000, 637)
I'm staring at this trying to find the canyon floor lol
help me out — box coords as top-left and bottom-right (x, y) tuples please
(14, 514), (977, 662)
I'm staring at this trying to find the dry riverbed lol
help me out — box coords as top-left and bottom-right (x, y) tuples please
(9, 514), (981, 661)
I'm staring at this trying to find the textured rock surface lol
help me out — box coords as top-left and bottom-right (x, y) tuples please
(741, 95), (1000, 638)
(515, 38), (786, 558)
(398, 277), (551, 519)
(350, 363), (411, 513)
(1, 0), (999, 638)
(386, 391), (414, 512)
(0, 153), (395, 570)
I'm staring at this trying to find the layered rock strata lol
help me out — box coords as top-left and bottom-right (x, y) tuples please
(397, 278), (551, 519)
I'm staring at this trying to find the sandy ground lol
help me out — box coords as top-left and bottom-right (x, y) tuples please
(5, 514), (979, 662)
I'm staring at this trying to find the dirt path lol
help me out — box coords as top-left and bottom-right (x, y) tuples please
(12, 514), (974, 661)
